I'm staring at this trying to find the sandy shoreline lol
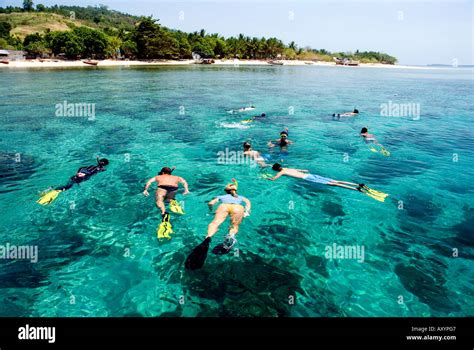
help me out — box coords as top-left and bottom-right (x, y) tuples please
(1, 59), (430, 70)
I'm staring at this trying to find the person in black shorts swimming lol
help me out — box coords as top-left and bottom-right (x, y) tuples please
(143, 167), (190, 217)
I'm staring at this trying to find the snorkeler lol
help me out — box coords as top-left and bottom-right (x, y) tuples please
(333, 108), (359, 118)
(185, 179), (251, 270)
(360, 127), (377, 142)
(229, 106), (255, 114)
(243, 141), (267, 167)
(238, 106), (255, 112)
(360, 127), (390, 156)
(242, 113), (266, 124)
(268, 163), (388, 202)
(143, 167), (189, 217)
(36, 157), (109, 205)
(268, 128), (293, 149)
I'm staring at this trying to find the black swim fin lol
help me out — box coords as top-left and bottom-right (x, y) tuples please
(185, 237), (211, 270)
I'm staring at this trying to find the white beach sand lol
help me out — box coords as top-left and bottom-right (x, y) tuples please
(1, 58), (429, 69)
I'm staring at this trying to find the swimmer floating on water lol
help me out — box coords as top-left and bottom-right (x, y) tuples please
(144, 166), (190, 240)
(143, 166), (190, 217)
(360, 127), (390, 156)
(333, 108), (359, 119)
(185, 179), (251, 270)
(229, 106), (255, 114)
(243, 141), (267, 167)
(268, 163), (388, 202)
(242, 113), (266, 124)
(36, 157), (109, 205)
(268, 128), (293, 150)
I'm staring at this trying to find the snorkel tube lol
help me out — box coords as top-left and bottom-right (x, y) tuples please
(158, 166), (176, 175)
(225, 178), (239, 197)
(96, 157), (109, 168)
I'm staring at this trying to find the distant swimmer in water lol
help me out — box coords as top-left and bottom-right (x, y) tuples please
(360, 127), (390, 156)
(242, 113), (266, 124)
(143, 166), (190, 218)
(360, 127), (377, 142)
(185, 179), (251, 270)
(238, 106), (255, 112)
(36, 157), (109, 205)
(267, 128), (293, 150)
(268, 163), (388, 202)
(333, 108), (359, 118)
(229, 106), (255, 114)
(243, 141), (267, 167)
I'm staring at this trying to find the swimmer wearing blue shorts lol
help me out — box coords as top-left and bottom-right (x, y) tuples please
(268, 163), (364, 191)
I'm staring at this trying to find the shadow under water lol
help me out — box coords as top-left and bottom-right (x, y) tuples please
(0, 152), (38, 193)
(355, 157), (430, 184)
(181, 251), (305, 316)
(394, 251), (460, 314)
(451, 205), (474, 248)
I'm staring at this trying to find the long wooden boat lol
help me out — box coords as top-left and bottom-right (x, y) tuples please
(268, 60), (284, 65)
(83, 60), (99, 66)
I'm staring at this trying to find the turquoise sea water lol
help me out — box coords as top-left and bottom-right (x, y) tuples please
(0, 65), (473, 317)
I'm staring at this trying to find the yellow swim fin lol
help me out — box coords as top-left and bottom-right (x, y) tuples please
(36, 189), (62, 205)
(360, 185), (389, 202)
(157, 213), (173, 240)
(380, 147), (391, 157)
(369, 145), (390, 156)
(169, 199), (184, 215)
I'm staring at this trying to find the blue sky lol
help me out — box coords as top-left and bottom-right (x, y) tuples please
(2, 0), (473, 65)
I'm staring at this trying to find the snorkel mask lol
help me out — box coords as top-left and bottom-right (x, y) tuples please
(96, 157), (109, 167)
(224, 178), (238, 196)
(158, 166), (176, 175)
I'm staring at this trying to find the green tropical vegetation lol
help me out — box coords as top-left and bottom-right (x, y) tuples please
(0, 3), (397, 64)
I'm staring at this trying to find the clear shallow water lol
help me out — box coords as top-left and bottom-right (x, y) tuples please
(0, 65), (473, 317)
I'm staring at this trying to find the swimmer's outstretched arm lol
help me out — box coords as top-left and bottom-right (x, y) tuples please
(243, 197), (251, 216)
(208, 197), (219, 210)
(178, 177), (190, 194)
(268, 172), (284, 181)
(143, 177), (156, 196)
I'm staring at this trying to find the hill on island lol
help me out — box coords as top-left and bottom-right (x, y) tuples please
(0, 3), (397, 64)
